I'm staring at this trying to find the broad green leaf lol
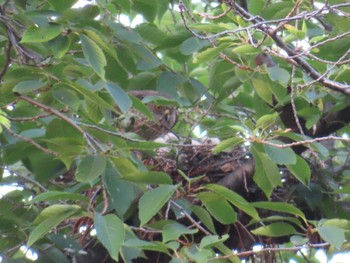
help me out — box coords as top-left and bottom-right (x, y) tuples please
(68, 81), (115, 111)
(130, 95), (154, 120)
(256, 112), (278, 130)
(252, 145), (277, 198)
(252, 202), (305, 220)
(130, 43), (163, 70)
(317, 225), (345, 249)
(123, 238), (169, 253)
(114, 0), (131, 11)
(205, 184), (259, 220)
(286, 156), (311, 185)
(110, 156), (139, 175)
(30, 191), (89, 203)
(28, 205), (84, 246)
(13, 80), (46, 94)
(232, 44), (259, 54)
(139, 185), (177, 226)
(108, 22), (142, 44)
(0, 111), (10, 132)
(52, 84), (81, 111)
(197, 191), (237, 225)
(251, 222), (297, 237)
(260, 153), (281, 186)
(33, 204), (84, 225)
(264, 141), (297, 165)
(21, 25), (62, 43)
(163, 222), (197, 243)
(122, 171), (172, 185)
(199, 234), (229, 249)
(105, 82), (131, 113)
(212, 137), (244, 154)
(267, 67), (290, 86)
(156, 72), (187, 96)
(191, 205), (217, 234)
(80, 34), (107, 80)
(75, 155), (107, 182)
(194, 43), (231, 64)
(252, 78), (273, 105)
(48, 0), (78, 11)
(189, 23), (230, 33)
(104, 162), (137, 218)
(49, 35), (70, 58)
(95, 214), (125, 260)
(133, 0), (157, 22)
(180, 37), (209, 56)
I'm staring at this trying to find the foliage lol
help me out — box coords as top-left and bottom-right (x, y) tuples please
(0, 0), (350, 262)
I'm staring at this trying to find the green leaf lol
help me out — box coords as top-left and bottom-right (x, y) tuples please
(252, 202), (305, 220)
(199, 235), (229, 249)
(256, 112), (278, 130)
(251, 78), (273, 105)
(156, 72), (186, 96)
(0, 110), (10, 132)
(33, 204), (83, 225)
(80, 34), (107, 79)
(49, 35), (70, 58)
(95, 214), (125, 260)
(108, 22), (142, 44)
(68, 81), (115, 111)
(286, 156), (311, 185)
(194, 43), (231, 64)
(13, 80), (46, 94)
(264, 141), (297, 165)
(130, 95), (154, 120)
(267, 67), (290, 86)
(110, 157), (138, 175)
(212, 137), (244, 154)
(317, 225), (345, 249)
(251, 222), (297, 237)
(48, 0), (78, 11)
(163, 222), (197, 243)
(205, 184), (260, 220)
(28, 205), (84, 246)
(232, 44), (259, 54)
(197, 191), (237, 225)
(104, 162), (137, 218)
(122, 171), (173, 185)
(133, 0), (157, 22)
(191, 205), (217, 234)
(139, 185), (177, 226)
(75, 155), (107, 182)
(21, 25), (62, 43)
(105, 82), (131, 113)
(52, 84), (81, 111)
(180, 37), (209, 56)
(123, 238), (169, 253)
(30, 191), (89, 203)
(130, 43), (163, 70)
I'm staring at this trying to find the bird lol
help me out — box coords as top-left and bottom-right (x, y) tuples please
(115, 90), (178, 140)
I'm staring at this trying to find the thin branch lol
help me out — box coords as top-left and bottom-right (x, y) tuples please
(2, 166), (48, 192)
(15, 94), (107, 153)
(0, 40), (12, 81)
(223, 0), (350, 95)
(207, 243), (330, 261)
(253, 135), (350, 148)
(5, 127), (60, 157)
(170, 200), (212, 236)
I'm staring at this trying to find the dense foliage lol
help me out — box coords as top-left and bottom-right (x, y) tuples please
(1, 0), (350, 262)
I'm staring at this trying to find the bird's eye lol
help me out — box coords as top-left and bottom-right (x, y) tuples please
(156, 105), (162, 110)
